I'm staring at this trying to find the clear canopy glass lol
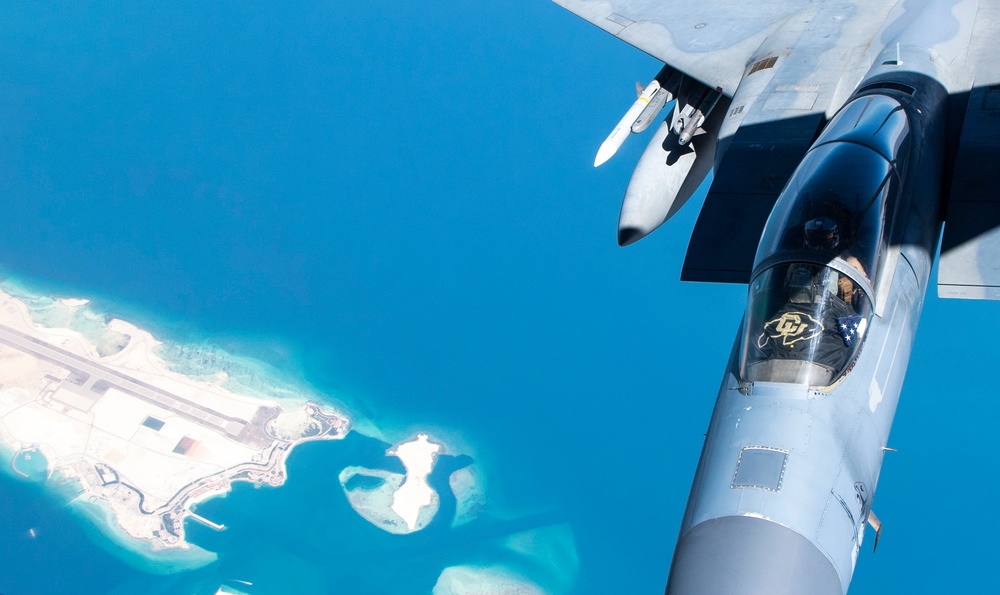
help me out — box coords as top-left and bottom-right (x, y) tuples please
(740, 262), (872, 387)
(753, 142), (896, 284)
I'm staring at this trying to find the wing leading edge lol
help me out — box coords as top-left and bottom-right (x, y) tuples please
(551, 0), (811, 94)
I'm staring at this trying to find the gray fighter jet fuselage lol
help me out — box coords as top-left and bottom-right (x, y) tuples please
(552, 0), (1000, 592)
(666, 70), (945, 595)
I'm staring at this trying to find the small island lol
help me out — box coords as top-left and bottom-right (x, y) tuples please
(0, 288), (349, 552)
(339, 433), (443, 534)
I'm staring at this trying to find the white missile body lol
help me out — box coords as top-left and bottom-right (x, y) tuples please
(594, 79), (663, 167)
(631, 87), (670, 134)
(617, 104), (723, 246)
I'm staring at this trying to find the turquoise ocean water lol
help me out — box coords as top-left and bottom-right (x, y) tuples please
(0, 277), (578, 594)
(0, 3), (730, 592)
(7, 3), (1000, 594)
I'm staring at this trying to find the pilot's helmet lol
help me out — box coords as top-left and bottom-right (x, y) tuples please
(804, 217), (839, 251)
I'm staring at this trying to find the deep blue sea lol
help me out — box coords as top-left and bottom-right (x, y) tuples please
(6, 3), (1000, 594)
(0, 3), (738, 592)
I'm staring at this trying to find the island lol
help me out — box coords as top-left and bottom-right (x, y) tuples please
(338, 433), (443, 534)
(0, 287), (349, 552)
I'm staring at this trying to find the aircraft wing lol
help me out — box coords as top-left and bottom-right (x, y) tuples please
(551, 0), (810, 94)
(554, 1), (905, 283)
(553, 1), (989, 96)
(938, 2), (1000, 300)
(554, 0), (895, 97)
(556, 0), (1000, 293)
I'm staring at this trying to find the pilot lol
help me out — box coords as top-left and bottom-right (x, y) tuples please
(802, 216), (868, 307)
(803, 216), (840, 253)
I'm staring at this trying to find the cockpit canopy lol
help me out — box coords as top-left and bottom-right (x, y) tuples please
(738, 94), (910, 388)
(753, 94), (909, 290)
(753, 141), (896, 286)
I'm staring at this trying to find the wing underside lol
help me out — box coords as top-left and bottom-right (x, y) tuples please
(551, 1), (913, 95)
(556, 0), (1000, 295)
(552, 0), (811, 93)
(938, 2), (1000, 300)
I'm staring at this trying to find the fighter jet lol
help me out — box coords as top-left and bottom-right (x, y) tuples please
(553, 0), (1000, 592)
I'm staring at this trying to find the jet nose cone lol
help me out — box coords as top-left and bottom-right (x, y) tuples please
(666, 516), (842, 595)
(618, 226), (647, 247)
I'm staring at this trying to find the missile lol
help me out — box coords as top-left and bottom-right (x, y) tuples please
(594, 66), (677, 167)
(672, 86), (724, 145)
(617, 98), (728, 246)
(594, 81), (662, 167)
(631, 87), (670, 134)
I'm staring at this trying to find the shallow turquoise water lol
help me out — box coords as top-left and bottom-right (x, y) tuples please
(0, 277), (579, 593)
(0, 2), (729, 591)
(10, 449), (48, 482)
(0, 426), (564, 594)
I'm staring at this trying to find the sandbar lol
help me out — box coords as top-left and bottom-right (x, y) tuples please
(388, 433), (441, 530)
